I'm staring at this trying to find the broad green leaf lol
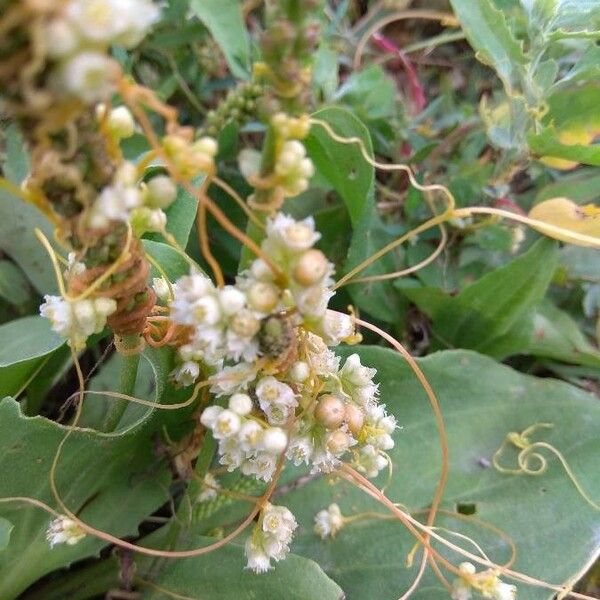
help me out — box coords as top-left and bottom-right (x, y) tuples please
(0, 316), (65, 398)
(0, 518), (12, 551)
(0, 125), (56, 294)
(0, 261), (31, 306)
(530, 131), (600, 169)
(0, 398), (171, 599)
(283, 347), (600, 600)
(305, 107), (374, 226)
(401, 239), (559, 357)
(146, 180), (201, 249)
(143, 239), (190, 282)
(450, 0), (528, 90)
(344, 207), (407, 324)
(190, 0), (251, 79)
(527, 300), (600, 367)
(139, 533), (344, 600)
(535, 168), (600, 203)
(559, 245), (600, 280)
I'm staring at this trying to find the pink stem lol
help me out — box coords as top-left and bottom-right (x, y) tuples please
(372, 32), (426, 114)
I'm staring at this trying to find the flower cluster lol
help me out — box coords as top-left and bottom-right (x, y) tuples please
(46, 516), (86, 548)
(43, 0), (159, 102)
(40, 294), (116, 351)
(451, 562), (517, 600)
(245, 503), (297, 573)
(239, 113), (314, 206)
(169, 212), (396, 484)
(87, 160), (178, 233)
(314, 503), (344, 539)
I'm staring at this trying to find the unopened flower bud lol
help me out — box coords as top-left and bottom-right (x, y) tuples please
(230, 310), (261, 338)
(152, 277), (170, 302)
(247, 281), (280, 313)
(145, 175), (177, 209)
(289, 361), (310, 383)
(229, 393), (253, 416)
(262, 427), (288, 453)
(326, 430), (351, 454)
(293, 249), (329, 286)
(344, 403), (364, 435)
(108, 106), (135, 139)
(315, 394), (346, 429)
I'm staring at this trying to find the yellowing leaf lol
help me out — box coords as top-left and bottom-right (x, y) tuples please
(529, 197), (600, 247)
(539, 126), (597, 170)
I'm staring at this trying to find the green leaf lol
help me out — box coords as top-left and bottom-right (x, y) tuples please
(0, 260), (31, 306)
(0, 316), (65, 398)
(190, 0), (251, 79)
(139, 534), (344, 600)
(527, 300), (600, 367)
(528, 126), (600, 167)
(146, 180), (201, 249)
(344, 208), (407, 324)
(0, 398), (171, 599)
(143, 239), (190, 282)
(0, 125), (57, 294)
(535, 168), (600, 203)
(283, 347), (600, 600)
(305, 107), (374, 226)
(450, 0), (528, 90)
(402, 239), (559, 358)
(0, 518), (12, 551)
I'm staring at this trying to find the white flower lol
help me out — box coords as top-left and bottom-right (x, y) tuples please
(66, 0), (121, 43)
(261, 503), (297, 542)
(171, 360), (200, 387)
(255, 377), (297, 425)
(339, 354), (377, 387)
(212, 409), (241, 439)
(320, 310), (354, 346)
(218, 286), (246, 316)
(40, 295), (116, 350)
(295, 286), (332, 318)
(152, 277), (171, 302)
(44, 19), (78, 58)
(59, 51), (117, 103)
(228, 393), (253, 416)
(364, 404), (396, 451)
(242, 452), (277, 482)
(266, 214), (320, 253)
(46, 516), (86, 547)
(197, 472), (220, 503)
(289, 361), (310, 383)
(262, 427), (288, 453)
(88, 182), (142, 229)
(238, 420), (264, 453)
(65, 0), (159, 47)
(286, 435), (313, 466)
(238, 148), (262, 181)
(314, 504), (344, 539)
(310, 447), (340, 474)
(218, 436), (244, 471)
(200, 405), (224, 428)
(209, 362), (257, 396)
(355, 444), (388, 478)
(493, 582), (517, 600)
(245, 536), (272, 574)
(170, 272), (217, 326)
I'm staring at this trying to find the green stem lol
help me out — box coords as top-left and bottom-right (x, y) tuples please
(102, 335), (141, 432)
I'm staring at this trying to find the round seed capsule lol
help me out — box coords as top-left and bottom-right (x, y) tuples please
(293, 249), (329, 286)
(315, 394), (346, 429)
(344, 403), (364, 436)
